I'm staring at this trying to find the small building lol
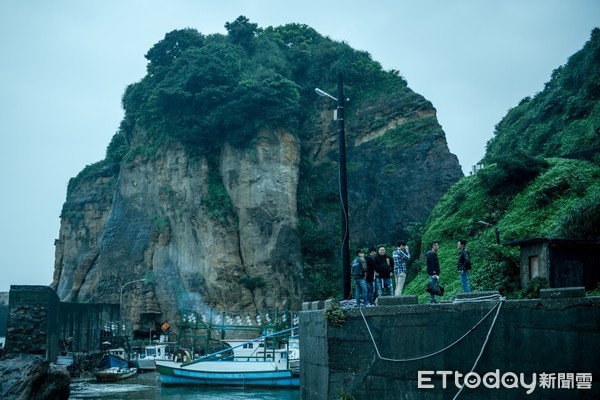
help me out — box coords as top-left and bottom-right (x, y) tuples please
(505, 238), (600, 290)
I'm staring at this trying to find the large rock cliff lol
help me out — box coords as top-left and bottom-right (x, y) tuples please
(52, 128), (305, 330)
(50, 21), (463, 333)
(51, 103), (461, 332)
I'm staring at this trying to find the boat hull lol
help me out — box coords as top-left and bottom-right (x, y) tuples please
(133, 358), (156, 371)
(93, 368), (137, 382)
(156, 361), (299, 388)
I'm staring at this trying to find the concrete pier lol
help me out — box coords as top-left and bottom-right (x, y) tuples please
(299, 290), (600, 399)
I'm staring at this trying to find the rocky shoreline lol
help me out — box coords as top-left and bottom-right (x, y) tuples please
(0, 354), (70, 400)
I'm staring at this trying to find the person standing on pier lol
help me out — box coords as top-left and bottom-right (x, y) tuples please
(351, 250), (369, 307)
(392, 240), (410, 296)
(427, 241), (441, 304)
(457, 239), (472, 292)
(365, 247), (377, 305)
(374, 246), (394, 297)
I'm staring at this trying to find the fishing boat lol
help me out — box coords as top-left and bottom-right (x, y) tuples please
(156, 328), (299, 388)
(132, 343), (171, 371)
(93, 353), (137, 382)
(288, 336), (300, 375)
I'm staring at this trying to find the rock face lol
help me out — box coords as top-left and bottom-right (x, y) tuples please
(344, 93), (462, 245)
(0, 355), (70, 400)
(52, 129), (305, 329)
(51, 87), (462, 332)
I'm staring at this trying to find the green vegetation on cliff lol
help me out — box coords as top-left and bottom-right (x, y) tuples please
(118, 17), (408, 156)
(63, 18), (600, 305)
(484, 28), (600, 162)
(403, 158), (600, 301)
(66, 16), (435, 302)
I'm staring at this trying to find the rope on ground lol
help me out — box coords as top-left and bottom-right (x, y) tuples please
(452, 293), (504, 304)
(359, 294), (505, 363)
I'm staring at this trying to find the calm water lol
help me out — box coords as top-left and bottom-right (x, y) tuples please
(69, 372), (300, 400)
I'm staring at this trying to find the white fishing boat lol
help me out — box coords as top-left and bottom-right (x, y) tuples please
(132, 343), (171, 371)
(288, 337), (300, 375)
(156, 328), (299, 388)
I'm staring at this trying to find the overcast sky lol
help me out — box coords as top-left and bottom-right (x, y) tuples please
(0, 1), (598, 292)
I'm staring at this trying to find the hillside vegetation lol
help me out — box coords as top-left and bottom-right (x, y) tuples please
(403, 28), (600, 301)
(484, 28), (600, 162)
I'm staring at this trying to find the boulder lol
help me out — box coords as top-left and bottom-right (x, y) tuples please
(0, 355), (70, 400)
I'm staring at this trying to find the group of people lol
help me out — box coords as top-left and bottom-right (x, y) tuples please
(351, 239), (472, 306)
(351, 241), (411, 307)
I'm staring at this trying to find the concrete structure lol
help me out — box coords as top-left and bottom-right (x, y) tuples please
(505, 238), (600, 290)
(3, 285), (120, 360)
(300, 291), (600, 399)
(4, 286), (60, 360)
(58, 301), (120, 353)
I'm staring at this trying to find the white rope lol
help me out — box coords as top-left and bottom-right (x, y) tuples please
(452, 296), (504, 399)
(359, 294), (505, 363)
(452, 293), (503, 304)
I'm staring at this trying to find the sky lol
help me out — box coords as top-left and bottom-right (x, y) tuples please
(0, 1), (598, 293)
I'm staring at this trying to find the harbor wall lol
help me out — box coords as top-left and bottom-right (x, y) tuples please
(3, 285), (119, 360)
(4, 285), (59, 360)
(299, 289), (600, 400)
(57, 301), (120, 353)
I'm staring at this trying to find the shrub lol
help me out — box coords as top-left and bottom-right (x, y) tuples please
(325, 303), (346, 327)
(479, 152), (549, 197)
(521, 277), (549, 299)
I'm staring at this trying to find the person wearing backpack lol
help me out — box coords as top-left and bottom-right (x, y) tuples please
(351, 250), (369, 307)
(374, 246), (394, 298)
(457, 239), (472, 292)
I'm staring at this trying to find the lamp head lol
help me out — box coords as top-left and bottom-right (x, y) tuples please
(315, 88), (337, 101)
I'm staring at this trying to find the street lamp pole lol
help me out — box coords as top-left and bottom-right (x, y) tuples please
(478, 221), (501, 244)
(119, 278), (146, 321)
(315, 72), (351, 299)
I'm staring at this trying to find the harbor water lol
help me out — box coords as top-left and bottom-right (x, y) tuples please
(69, 372), (300, 400)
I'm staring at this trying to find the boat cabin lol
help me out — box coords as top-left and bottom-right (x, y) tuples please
(144, 343), (169, 359)
(221, 339), (291, 362)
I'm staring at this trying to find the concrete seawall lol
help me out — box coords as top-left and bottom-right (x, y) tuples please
(3, 285), (119, 360)
(299, 290), (600, 400)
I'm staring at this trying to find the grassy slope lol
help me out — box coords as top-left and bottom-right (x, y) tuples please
(403, 158), (600, 302)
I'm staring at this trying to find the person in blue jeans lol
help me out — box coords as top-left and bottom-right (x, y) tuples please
(351, 250), (369, 307)
(365, 247), (377, 305)
(374, 246), (394, 298)
(427, 241), (441, 304)
(457, 239), (471, 292)
(392, 240), (411, 296)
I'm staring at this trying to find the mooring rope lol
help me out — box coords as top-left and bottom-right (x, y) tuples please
(452, 293), (504, 304)
(359, 294), (505, 363)
(451, 296), (504, 399)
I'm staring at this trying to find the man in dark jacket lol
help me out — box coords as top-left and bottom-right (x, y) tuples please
(374, 246), (394, 298)
(427, 241), (441, 304)
(365, 247), (377, 305)
(351, 250), (368, 307)
(457, 239), (471, 292)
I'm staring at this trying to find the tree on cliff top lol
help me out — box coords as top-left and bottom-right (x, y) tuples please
(119, 17), (408, 158)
